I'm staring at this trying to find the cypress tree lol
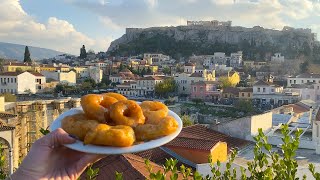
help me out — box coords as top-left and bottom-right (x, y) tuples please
(24, 46), (32, 63)
(80, 45), (87, 59)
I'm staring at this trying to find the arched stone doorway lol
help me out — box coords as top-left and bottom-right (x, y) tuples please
(0, 121), (15, 174)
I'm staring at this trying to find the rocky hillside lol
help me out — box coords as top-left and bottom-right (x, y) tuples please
(0, 42), (64, 61)
(108, 25), (320, 61)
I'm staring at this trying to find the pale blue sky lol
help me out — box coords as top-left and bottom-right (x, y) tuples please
(1, 0), (320, 55)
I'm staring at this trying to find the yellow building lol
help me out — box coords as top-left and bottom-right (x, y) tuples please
(39, 65), (57, 72)
(239, 88), (253, 99)
(3, 62), (33, 72)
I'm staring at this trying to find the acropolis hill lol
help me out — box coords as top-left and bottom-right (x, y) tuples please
(107, 20), (319, 59)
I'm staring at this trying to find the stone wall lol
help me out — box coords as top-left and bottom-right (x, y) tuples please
(210, 111), (273, 140)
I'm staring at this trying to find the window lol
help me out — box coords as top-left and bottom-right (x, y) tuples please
(11, 78), (13, 83)
(271, 89), (274, 92)
(258, 88), (260, 92)
(263, 88), (266, 92)
(314, 80), (316, 83)
(294, 80), (296, 84)
(302, 80), (304, 83)
(290, 80), (292, 83)
(193, 87), (197, 92)
(248, 93), (251, 97)
(200, 87), (204, 92)
(307, 80), (310, 83)
(14, 78), (16, 83)
(242, 93), (245, 97)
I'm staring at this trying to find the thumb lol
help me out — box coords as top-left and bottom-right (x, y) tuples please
(36, 128), (76, 148)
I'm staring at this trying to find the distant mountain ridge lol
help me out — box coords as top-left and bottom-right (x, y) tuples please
(0, 42), (64, 61)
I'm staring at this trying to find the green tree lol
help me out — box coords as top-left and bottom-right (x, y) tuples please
(300, 61), (309, 73)
(155, 78), (177, 98)
(234, 100), (254, 113)
(162, 67), (171, 75)
(147, 66), (152, 74)
(0, 58), (4, 72)
(191, 98), (203, 105)
(24, 46), (32, 63)
(219, 76), (233, 88)
(181, 115), (193, 127)
(119, 63), (124, 71)
(15, 68), (23, 73)
(140, 68), (146, 76)
(80, 45), (87, 59)
(0, 143), (7, 179)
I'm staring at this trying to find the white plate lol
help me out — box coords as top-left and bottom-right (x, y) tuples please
(50, 106), (182, 154)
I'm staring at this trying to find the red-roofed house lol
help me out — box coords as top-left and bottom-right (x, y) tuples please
(83, 154), (183, 180)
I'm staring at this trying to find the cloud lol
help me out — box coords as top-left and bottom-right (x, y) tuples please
(0, 0), (109, 55)
(99, 16), (122, 30)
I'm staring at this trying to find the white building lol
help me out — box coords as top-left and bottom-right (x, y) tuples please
(41, 70), (76, 85)
(287, 73), (320, 87)
(253, 77), (300, 105)
(143, 53), (170, 64)
(88, 66), (103, 83)
(72, 66), (89, 78)
(175, 63), (216, 95)
(229, 51), (243, 68)
(0, 72), (46, 94)
(271, 53), (285, 63)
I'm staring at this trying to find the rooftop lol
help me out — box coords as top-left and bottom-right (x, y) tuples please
(296, 73), (320, 78)
(223, 87), (240, 95)
(84, 154), (182, 180)
(191, 81), (219, 86)
(189, 72), (203, 77)
(166, 124), (251, 152)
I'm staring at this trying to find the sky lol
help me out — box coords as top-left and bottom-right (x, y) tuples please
(0, 0), (320, 55)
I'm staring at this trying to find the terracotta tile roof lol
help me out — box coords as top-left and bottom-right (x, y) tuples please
(223, 87), (240, 95)
(296, 73), (320, 78)
(185, 62), (195, 66)
(191, 81), (219, 86)
(29, 72), (45, 77)
(83, 154), (183, 180)
(0, 112), (18, 119)
(239, 88), (253, 92)
(253, 80), (272, 86)
(283, 104), (310, 114)
(135, 147), (176, 165)
(135, 147), (196, 170)
(0, 72), (23, 76)
(165, 124), (250, 152)
(139, 76), (164, 80)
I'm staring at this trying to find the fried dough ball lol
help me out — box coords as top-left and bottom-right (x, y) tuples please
(110, 100), (145, 127)
(84, 124), (135, 147)
(135, 116), (178, 141)
(140, 101), (168, 124)
(61, 113), (99, 140)
(102, 92), (127, 101)
(81, 94), (120, 123)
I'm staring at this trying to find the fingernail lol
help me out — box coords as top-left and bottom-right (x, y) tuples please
(69, 134), (79, 140)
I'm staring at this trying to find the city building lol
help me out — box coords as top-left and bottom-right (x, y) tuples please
(3, 62), (37, 72)
(222, 87), (240, 99)
(238, 88), (253, 99)
(0, 72), (45, 94)
(287, 83), (320, 103)
(271, 53), (285, 63)
(109, 69), (139, 84)
(72, 66), (89, 78)
(143, 53), (170, 65)
(41, 70), (76, 85)
(287, 73), (320, 87)
(88, 66), (103, 83)
(253, 76), (300, 105)
(243, 61), (267, 70)
(136, 76), (164, 97)
(190, 81), (220, 101)
(175, 63), (216, 95)
(229, 51), (243, 68)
